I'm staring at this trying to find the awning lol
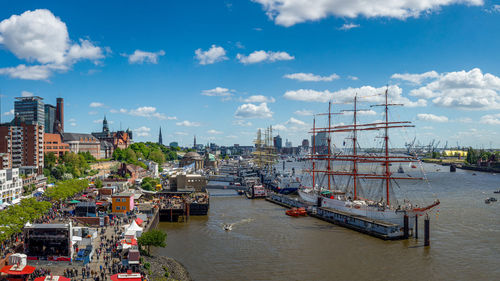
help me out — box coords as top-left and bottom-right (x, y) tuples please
(0, 265), (36, 275)
(135, 218), (143, 225)
(68, 200), (80, 204)
(34, 276), (71, 281)
(110, 273), (142, 281)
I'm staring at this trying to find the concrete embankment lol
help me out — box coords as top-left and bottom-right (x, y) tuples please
(144, 255), (192, 281)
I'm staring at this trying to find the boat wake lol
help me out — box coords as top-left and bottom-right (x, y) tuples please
(222, 218), (255, 231)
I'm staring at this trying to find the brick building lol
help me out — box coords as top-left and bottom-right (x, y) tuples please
(62, 133), (101, 159)
(0, 116), (44, 174)
(44, 133), (70, 157)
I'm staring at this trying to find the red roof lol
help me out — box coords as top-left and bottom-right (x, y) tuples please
(135, 218), (143, 225)
(110, 273), (142, 281)
(34, 277), (71, 281)
(120, 238), (138, 246)
(0, 265), (36, 275)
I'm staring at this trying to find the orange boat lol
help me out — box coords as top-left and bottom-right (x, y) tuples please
(297, 207), (307, 216)
(285, 208), (300, 217)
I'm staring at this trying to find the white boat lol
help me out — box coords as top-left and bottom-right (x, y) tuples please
(299, 92), (440, 229)
(223, 224), (232, 231)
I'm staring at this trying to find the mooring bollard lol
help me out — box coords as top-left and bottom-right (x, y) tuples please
(403, 214), (409, 239)
(424, 215), (430, 246)
(415, 214), (418, 239)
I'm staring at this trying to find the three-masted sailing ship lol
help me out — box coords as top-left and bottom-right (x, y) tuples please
(299, 90), (440, 228)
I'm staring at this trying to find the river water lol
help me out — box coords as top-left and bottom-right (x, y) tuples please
(155, 162), (500, 281)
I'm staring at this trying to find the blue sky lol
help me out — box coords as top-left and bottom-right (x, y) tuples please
(1, 1), (500, 148)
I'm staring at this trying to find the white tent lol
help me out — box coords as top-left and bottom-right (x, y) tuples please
(124, 220), (143, 237)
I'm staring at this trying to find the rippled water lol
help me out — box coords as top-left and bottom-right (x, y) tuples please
(156, 163), (500, 281)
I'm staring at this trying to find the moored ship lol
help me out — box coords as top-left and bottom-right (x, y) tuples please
(299, 90), (440, 233)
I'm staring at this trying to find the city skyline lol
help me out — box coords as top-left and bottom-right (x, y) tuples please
(1, 1), (500, 147)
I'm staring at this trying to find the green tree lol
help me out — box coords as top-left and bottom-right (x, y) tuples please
(138, 229), (167, 256)
(149, 149), (165, 165)
(95, 178), (103, 188)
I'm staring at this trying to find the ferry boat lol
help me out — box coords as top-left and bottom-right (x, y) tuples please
(298, 90), (440, 230)
(269, 173), (301, 195)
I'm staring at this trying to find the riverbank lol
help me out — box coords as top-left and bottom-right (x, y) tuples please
(421, 158), (465, 165)
(144, 255), (192, 281)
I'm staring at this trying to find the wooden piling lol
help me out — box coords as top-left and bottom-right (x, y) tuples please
(414, 215), (418, 239)
(403, 214), (409, 239)
(424, 215), (430, 246)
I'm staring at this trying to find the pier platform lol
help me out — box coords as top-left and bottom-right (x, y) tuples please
(266, 193), (404, 240)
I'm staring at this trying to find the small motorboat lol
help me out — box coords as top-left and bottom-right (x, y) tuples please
(485, 198), (491, 204)
(237, 190), (245, 195)
(223, 224), (233, 231)
(494, 190), (500, 194)
(488, 197), (497, 202)
(411, 164), (417, 169)
(285, 208), (300, 217)
(297, 207), (307, 216)
(472, 173), (477, 176)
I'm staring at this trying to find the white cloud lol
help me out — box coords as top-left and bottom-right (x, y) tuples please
(174, 132), (188, 136)
(287, 117), (306, 126)
(343, 109), (378, 116)
(70, 122), (77, 127)
(176, 120), (201, 127)
(253, 0), (483, 27)
(88, 111), (98, 115)
(391, 71), (439, 85)
(421, 126), (434, 130)
(21, 91), (33, 97)
(201, 87), (234, 100)
(0, 9), (104, 80)
(456, 117), (472, 123)
(284, 72), (339, 82)
(480, 114), (500, 125)
(242, 95), (276, 103)
(3, 109), (14, 116)
(417, 113), (449, 123)
(284, 85), (427, 107)
(294, 109), (313, 116)
(410, 68), (500, 110)
(118, 106), (175, 120)
(195, 45), (228, 65)
(89, 102), (104, 108)
(207, 129), (223, 135)
(134, 126), (151, 137)
(226, 135), (238, 139)
(338, 23), (360, 30)
(125, 50), (165, 64)
(235, 103), (273, 119)
(233, 120), (253, 127)
(347, 75), (359, 80)
(236, 50), (294, 64)
(486, 4), (500, 13)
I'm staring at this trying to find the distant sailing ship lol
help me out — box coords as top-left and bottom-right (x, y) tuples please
(298, 90), (440, 228)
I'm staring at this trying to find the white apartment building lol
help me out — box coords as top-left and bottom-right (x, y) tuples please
(0, 168), (22, 206)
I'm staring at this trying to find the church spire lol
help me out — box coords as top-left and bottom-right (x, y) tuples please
(103, 115), (109, 132)
(158, 127), (163, 145)
(194, 135), (197, 148)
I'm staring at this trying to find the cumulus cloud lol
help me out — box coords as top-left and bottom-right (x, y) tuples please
(410, 68), (500, 110)
(242, 95), (276, 103)
(3, 109), (14, 116)
(287, 117), (306, 126)
(417, 113), (449, 123)
(338, 23), (360, 30)
(284, 72), (339, 82)
(391, 71), (439, 85)
(253, 0), (483, 27)
(235, 103), (273, 119)
(90, 102), (104, 108)
(294, 109), (313, 116)
(134, 126), (151, 137)
(284, 85), (427, 107)
(195, 45), (228, 65)
(274, 117), (309, 133)
(207, 129), (223, 135)
(174, 132), (188, 136)
(176, 120), (201, 127)
(347, 75), (359, 80)
(201, 87), (234, 101)
(480, 114), (500, 125)
(233, 120), (253, 127)
(0, 9), (105, 80)
(21, 91), (34, 97)
(118, 106), (175, 120)
(124, 50), (165, 64)
(236, 50), (294, 64)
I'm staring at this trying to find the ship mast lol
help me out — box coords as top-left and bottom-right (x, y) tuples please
(312, 116), (316, 189)
(353, 95), (358, 200)
(327, 101), (332, 191)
